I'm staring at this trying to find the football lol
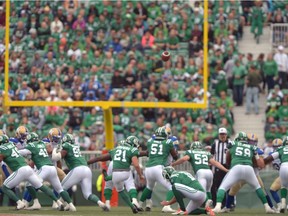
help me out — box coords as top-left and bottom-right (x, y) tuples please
(161, 51), (171, 62)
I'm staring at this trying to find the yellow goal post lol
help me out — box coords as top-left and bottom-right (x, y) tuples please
(4, 0), (209, 150)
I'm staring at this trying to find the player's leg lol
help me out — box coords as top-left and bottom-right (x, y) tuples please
(279, 165), (288, 213)
(104, 162), (113, 207)
(213, 165), (244, 213)
(79, 166), (107, 211)
(196, 169), (213, 207)
(139, 167), (156, 210)
(257, 175), (274, 208)
(112, 171), (137, 213)
(45, 166), (75, 211)
(270, 177), (281, 211)
(124, 170), (142, 211)
(224, 180), (245, 212)
(245, 166), (274, 213)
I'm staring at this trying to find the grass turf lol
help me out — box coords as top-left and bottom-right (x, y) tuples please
(0, 207), (274, 216)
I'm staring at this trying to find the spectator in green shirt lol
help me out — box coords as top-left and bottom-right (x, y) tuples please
(263, 53), (278, 90)
(232, 59), (247, 106)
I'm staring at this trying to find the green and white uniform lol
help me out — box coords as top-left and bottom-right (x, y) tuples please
(58, 142), (92, 199)
(170, 171), (206, 213)
(271, 146), (288, 188)
(110, 145), (139, 192)
(185, 149), (213, 193)
(0, 142), (43, 189)
(19, 141), (65, 193)
(145, 138), (174, 190)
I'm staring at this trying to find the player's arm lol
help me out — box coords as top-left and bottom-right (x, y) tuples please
(52, 149), (67, 161)
(87, 153), (112, 165)
(225, 150), (231, 168)
(139, 150), (148, 157)
(172, 155), (190, 167)
(264, 152), (279, 164)
(132, 156), (144, 182)
(18, 149), (32, 157)
(169, 148), (178, 161)
(254, 153), (265, 169)
(209, 158), (229, 172)
(161, 197), (177, 206)
(46, 144), (53, 155)
(0, 154), (4, 162)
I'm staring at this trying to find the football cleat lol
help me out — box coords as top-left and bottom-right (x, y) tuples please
(68, 203), (77, 211)
(205, 199), (213, 208)
(220, 207), (231, 213)
(52, 200), (59, 209)
(206, 206), (215, 216)
(98, 200), (109, 211)
(212, 206), (222, 213)
(16, 200), (26, 210)
(132, 198), (144, 212)
(132, 204), (139, 214)
(162, 205), (176, 213)
(172, 209), (187, 215)
(27, 199), (41, 210)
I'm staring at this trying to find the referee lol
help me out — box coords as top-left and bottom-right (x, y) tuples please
(211, 127), (231, 206)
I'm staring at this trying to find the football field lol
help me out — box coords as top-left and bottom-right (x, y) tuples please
(0, 207), (275, 216)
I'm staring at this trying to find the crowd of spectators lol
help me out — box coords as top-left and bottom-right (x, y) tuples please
(0, 0), (286, 151)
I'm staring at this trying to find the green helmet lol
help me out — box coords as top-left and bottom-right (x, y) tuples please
(125, 136), (140, 148)
(190, 141), (203, 150)
(26, 132), (39, 143)
(62, 133), (75, 144)
(0, 134), (9, 145)
(234, 132), (248, 142)
(283, 136), (288, 146)
(154, 126), (169, 139)
(162, 166), (175, 180)
(118, 140), (126, 146)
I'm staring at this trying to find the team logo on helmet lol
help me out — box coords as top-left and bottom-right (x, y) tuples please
(125, 136), (140, 148)
(162, 166), (175, 180)
(118, 140), (126, 146)
(48, 128), (62, 144)
(154, 126), (169, 139)
(27, 132), (39, 143)
(190, 141), (203, 150)
(247, 133), (258, 146)
(234, 132), (248, 142)
(62, 133), (75, 144)
(16, 126), (29, 141)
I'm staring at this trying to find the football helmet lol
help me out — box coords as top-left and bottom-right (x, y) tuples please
(154, 126), (169, 139)
(125, 136), (140, 148)
(62, 133), (75, 144)
(234, 132), (248, 142)
(283, 136), (288, 146)
(118, 140), (126, 146)
(190, 141), (203, 150)
(26, 132), (39, 143)
(16, 126), (29, 141)
(162, 166), (175, 180)
(48, 128), (62, 144)
(0, 129), (6, 136)
(272, 138), (283, 148)
(0, 134), (9, 145)
(247, 133), (258, 146)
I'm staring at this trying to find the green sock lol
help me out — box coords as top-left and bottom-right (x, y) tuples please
(27, 186), (37, 199)
(140, 188), (152, 202)
(104, 188), (112, 200)
(256, 188), (267, 204)
(189, 208), (206, 215)
(119, 190), (134, 208)
(172, 185), (185, 211)
(39, 185), (58, 201)
(216, 189), (226, 203)
(88, 194), (100, 203)
(207, 192), (212, 200)
(60, 191), (72, 203)
(2, 186), (20, 202)
(129, 189), (138, 199)
(281, 188), (287, 199)
(105, 175), (112, 181)
(166, 190), (174, 201)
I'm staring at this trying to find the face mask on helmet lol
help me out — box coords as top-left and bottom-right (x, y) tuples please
(190, 141), (203, 150)
(16, 126), (29, 142)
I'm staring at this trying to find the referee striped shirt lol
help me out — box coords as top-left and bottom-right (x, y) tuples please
(211, 139), (231, 171)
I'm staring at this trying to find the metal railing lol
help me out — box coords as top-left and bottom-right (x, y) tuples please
(270, 23), (288, 49)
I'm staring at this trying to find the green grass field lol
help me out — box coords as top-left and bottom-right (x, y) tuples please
(0, 207), (275, 216)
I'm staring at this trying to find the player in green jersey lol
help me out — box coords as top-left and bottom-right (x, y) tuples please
(213, 132), (275, 214)
(265, 136), (288, 213)
(139, 126), (178, 213)
(110, 136), (145, 214)
(19, 132), (76, 211)
(51, 133), (108, 211)
(172, 141), (228, 207)
(0, 134), (64, 210)
(161, 166), (215, 216)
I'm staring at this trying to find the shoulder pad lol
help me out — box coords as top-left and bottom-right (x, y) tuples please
(42, 138), (50, 143)
(257, 148), (264, 155)
(171, 136), (178, 141)
(9, 137), (20, 143)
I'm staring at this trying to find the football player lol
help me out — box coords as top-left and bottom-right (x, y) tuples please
(161, 166), (215, 216)
(172, 141), (229, 207)
(269, 138), (283, 212)
(88, 139), (142, 211)
(19, 132), (76, 211)
(265, 136), (288, 213)
(51, 133), (108, 211)
(0, 134), (64, 210)
(212, 132), (275, 214)
(139, 126), (178, 213)
(223, 133), (275, 212)
(10, 126), (29, 150)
